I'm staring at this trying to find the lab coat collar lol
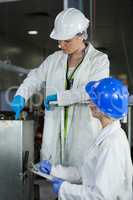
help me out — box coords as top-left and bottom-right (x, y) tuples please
(83, 43), (95, 61)
(95, 120), (121, 146)
(87, 43), (95, 54)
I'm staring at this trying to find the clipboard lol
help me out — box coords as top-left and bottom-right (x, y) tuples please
(29, 162), (54, 181)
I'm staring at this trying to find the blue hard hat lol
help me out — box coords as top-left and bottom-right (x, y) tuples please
(85, 77), (129, 119)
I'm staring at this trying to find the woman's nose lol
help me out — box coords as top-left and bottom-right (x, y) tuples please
(58, 41), (66, 48)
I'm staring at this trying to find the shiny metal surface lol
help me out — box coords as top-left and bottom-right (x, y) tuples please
(128, 106), (132, 148)
(0, 120), (34, 200)
(128, 105), (133, 149)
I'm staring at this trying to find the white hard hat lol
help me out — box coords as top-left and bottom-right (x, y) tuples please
(50, 8), (89, 40)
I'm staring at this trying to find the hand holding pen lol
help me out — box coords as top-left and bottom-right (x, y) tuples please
(39, 155), (52, 174)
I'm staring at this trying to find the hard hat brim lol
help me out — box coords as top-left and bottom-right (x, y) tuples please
(50, 29), (77, 40)
(85, 81), (98, 105)
(50, 24), (89, 40)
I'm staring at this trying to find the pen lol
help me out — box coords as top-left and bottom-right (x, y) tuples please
(48, 155), (52, 161)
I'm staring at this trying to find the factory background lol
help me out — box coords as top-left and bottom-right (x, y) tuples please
(0, 0), (133, 199)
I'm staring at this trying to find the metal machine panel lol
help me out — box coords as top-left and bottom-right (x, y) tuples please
(0, 120), (34, 200)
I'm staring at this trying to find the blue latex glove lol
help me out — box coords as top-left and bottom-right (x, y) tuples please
(39, 160), (52, 174)
(44, 94), (57, 111)
(51, 178), (64, 194)
(11, 95), (25, 120)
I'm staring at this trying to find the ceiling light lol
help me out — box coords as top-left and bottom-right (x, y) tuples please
(28, 30), (38, 35)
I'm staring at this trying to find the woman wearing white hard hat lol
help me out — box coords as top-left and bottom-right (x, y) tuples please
(11, 8), (110, 168)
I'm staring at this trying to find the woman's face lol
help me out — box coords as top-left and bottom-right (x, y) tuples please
(58, 35), (84, 54)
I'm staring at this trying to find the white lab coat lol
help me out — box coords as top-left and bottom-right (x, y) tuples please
(16, 43), (109, 166)
(51, 121), (133, 200)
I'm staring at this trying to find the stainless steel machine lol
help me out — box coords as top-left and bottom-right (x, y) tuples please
(0, 120), (34, 200)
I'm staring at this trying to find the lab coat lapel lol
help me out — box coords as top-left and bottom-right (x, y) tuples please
(59, 52), (68, 163)
(64, 45), (94, 148)
(95, 121), (121, 146)
(64, 45), (93, 144)
(72, 43), (95, 87)
(58, 52), (68, 90)
(86, 121), (121, 155)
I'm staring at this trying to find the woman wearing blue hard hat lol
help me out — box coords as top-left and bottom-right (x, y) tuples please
(40, 77), (133, 200)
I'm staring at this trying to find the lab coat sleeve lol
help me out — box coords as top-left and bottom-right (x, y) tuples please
(59, 182), (96, 200)
(15, 57), (50, 102)
(51, 165), (82, 184)
(57, 54), (109, 106)
(58, 145), (131, 200)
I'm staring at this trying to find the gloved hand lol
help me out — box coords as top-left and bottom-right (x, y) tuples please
(39, 160), (52, 174)
(11, 95), (25, 120)
(44, 94), (57, 111)
(51, 178), (64, 194)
